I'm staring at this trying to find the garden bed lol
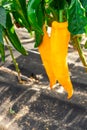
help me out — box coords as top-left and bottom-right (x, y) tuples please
(0, 39), (87, 129)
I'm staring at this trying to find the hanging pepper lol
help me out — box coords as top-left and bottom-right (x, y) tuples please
(50, 21), (73, 99)
(5, 13), (28, 55)
(27, 0), (43, 34)
(38, 25), (56, 88)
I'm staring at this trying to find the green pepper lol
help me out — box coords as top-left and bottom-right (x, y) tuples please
(5, 13), (28, 55)
(27, 0), (43, 34)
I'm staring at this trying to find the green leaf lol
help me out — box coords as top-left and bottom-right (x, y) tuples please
(6, 13), (28, 56)
(0, 0), (14, 12)
(84, 24), (87, 35)
(12, 12), (24, 27)
(45, 0), (49, 3)
(49, 0), (66, 10)
(13, 0), (26, 16)
(13, 0), (31, 32)
(0, 0), (13, 6)
(34, 3), (44, 47)
(84, 40), (87, 49)
(66, 0), (71, 5)
(0, 25), (5, 61)
(0, 6), (6, 28)
(0, 26), (3, 43)
(34, 31), (43, 48)
(68, 0), (87, 35)
(80, 0), (87, 12)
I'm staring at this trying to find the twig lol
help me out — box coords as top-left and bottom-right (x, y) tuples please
(4, 36), (22, 82)
(0, 66), (32, 82)
(72, 35), (87, 71)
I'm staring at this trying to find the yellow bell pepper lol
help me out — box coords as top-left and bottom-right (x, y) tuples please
(38, 25), (56, 88)
(50, 21), (73, 99)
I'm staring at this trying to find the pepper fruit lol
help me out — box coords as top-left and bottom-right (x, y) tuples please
(50, 21), (73, 99)
(5, 13), (28, 55)
(38, 25), (56, 88)
(27, 0), (43, 34)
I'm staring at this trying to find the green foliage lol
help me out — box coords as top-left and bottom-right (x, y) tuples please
(0, 6), (6, 28)
(68, 0), (87, 35)
(0, 6), (6, 61)
(49, 0), (66, 10)
(66, 0), (71, 5)
(13, 0), (31, 32)
(84, 40), (87, 49)
(0, 25), (5, 61)
(34, 1), (45, 47)
(0, 0), (87, 69)
(5, 13), (28, 55)
(0, 0), (14, 12)
(0, 0), (30, 61)
(80, 0), (87, 12)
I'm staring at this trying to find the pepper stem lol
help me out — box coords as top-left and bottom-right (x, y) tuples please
(72, 35), (87, 71)
(4, 36), (22, 82)
(58, 10), (64, 22)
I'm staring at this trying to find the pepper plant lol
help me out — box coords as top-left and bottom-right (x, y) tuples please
(0, 0), (87, 98)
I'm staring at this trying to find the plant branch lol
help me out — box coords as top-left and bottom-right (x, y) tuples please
(72, 35), (87, 71)
(4, 35), (22, 82)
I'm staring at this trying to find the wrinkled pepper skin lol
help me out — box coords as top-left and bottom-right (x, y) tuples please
(38, 25), (56, 88)
(50, 21), (73, 99)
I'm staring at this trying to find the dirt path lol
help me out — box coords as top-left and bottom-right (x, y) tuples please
(0, 28), (87, 130)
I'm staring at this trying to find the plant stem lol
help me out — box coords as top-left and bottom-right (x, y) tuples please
(72, 36), (87, 71)
(58, 10), (64, 22)
(4, 36), (22, 82)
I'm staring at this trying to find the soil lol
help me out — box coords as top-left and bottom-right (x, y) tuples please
(0, 28), (87, 130)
